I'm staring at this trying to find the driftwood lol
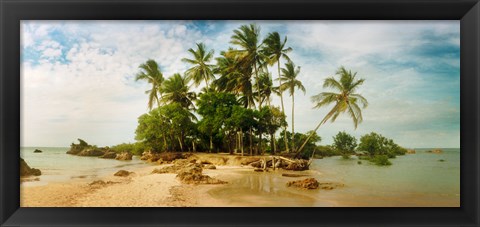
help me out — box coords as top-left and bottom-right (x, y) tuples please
(249, 154), (313, 171)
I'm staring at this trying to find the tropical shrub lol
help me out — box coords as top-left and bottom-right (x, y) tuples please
(332, 131), (357, 159)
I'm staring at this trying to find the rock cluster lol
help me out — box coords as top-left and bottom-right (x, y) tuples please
(286, 178), (345, 190)
(66, 139), (133, 160)
(286, 178), (320, 189)
(427, 149), (443, 154)
(141, 151), (192, 163)
(151, 158), (224, 185)
(33, 149), (42, 153)
(20, 158), (41, 176)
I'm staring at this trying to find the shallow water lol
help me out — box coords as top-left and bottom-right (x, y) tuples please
(208, 148), (460, 207)
(20, 147), (152, 186)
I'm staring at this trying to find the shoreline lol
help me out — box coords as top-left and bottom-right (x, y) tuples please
(20, 153), (460, 207)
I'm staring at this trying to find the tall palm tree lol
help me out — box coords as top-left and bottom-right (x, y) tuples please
(262, 32), (292, 152)
(182, 43), (216, 90)
(230, 24), (264, 109)
(135, 59), (164, 110)
(296, 66), (368, 154)
(160, 73), (197, 110)
(214, 50), (255, 109)
(254, 72), (274, 107)
(278, 61), (305, 153)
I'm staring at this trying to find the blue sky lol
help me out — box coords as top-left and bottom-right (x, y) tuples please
(20, 20), (460, 148)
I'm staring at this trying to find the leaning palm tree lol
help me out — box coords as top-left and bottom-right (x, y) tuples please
(262, 32), (292, 152)
(160, 73), (197, 110)
(296, 66), (368, 154)
(135, 59), (164, 110)
(182, 43), (216, 90)
(230, 24), (264, 109)
(278, 61), (305, 153)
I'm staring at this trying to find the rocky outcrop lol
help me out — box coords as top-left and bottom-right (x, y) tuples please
(100, 151), (117, 159)
(77, 148), (105, 157)
(204, 164), (216, 169)
(67, 138), (92, 155)
(115, 152), (132, 161)
(176, 164), (226, 185)
(286, 178), (319, 189)
(427, 149), (443, 154)
(406, 149), (416, 154)
(141, 151), (192, 163)
(114, 170), (132, 177)
(20, 158), (41, 176)
(33, 149), (42, 153)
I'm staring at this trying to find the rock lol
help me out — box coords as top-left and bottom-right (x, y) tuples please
(427, 149), (443, 154)
(282, 173), (309, 178)
(115, 152), (132, 160)
(33, 149), (42, 153)
(318, 182), (345, 190)
(406, 149), (416, 154)
(100, 151), (117, 159)
(20, 158), (41, 176)
(176, 165), (226, 185)
(438, 159), (446, 162)
(67, 138), (92, 155)
(114, 170), (132, 177)
(286, 178), (319, 189)
(77, 148), (105, 157)
(204, 164), (216, 170)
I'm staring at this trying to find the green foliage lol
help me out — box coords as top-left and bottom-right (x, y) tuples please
(332, 131), (357, 159)
(315, 145), (339, 158)
(135, 103), (196, 152)
(357, 132), (406, 165)
(277, 130), (321, 158)
(370, 155), (392, 166)
(111, 142), (148, 156)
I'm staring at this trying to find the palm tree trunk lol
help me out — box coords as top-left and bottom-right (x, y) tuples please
(249, 127), (253, 156)
(204, 78), (209, 91)
(209, 135), (213, 153)
(291, 92), (295, 153)
(297, 106), (339, 154)
(240, 129), (244, 156)
(177, 136), (183, 152)
(277, 61), (289, 153)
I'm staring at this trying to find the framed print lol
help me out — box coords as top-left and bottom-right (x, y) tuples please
(1, 0), (479, 226)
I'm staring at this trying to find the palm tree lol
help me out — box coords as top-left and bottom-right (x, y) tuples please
(135, 59), (164, 110)
(182, 43), (216, 90)
(278, 61), (305, 153)
(214, 50), (255, 109)
(160, 73), (197, 110)
(296, 66), (368, 154)
(230, 24), (264, 109)
(262, 32), (292, 152)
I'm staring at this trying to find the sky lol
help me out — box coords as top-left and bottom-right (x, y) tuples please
(20, 20), (460, 148)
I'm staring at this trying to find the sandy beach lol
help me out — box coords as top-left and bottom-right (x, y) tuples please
(20, 162), (255, 207)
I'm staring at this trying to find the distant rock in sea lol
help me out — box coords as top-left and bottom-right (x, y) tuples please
(427, 149), (443, 154)
(406, 149), (416, 154)
(20, 158), (41, 176)
(33, 149), (42, 153)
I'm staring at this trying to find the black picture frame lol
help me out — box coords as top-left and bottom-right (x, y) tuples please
(1, 0), (479, 226)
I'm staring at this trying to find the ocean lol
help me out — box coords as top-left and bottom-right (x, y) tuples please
(20, 147), (152, 186)
(20, 147), (460, 206)
(208, 148), (460, 207)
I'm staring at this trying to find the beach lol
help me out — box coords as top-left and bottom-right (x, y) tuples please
(20, 148), (460, 207)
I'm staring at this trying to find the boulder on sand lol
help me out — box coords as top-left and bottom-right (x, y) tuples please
(115, 152), (133, 160)
(176, 165), (226, 185)
(114, 170), (132, 177)
(20, 158), (41, 176)
(286, 178), (319, 189)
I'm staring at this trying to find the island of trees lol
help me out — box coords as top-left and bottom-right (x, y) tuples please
(72, 24), (409, 167)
